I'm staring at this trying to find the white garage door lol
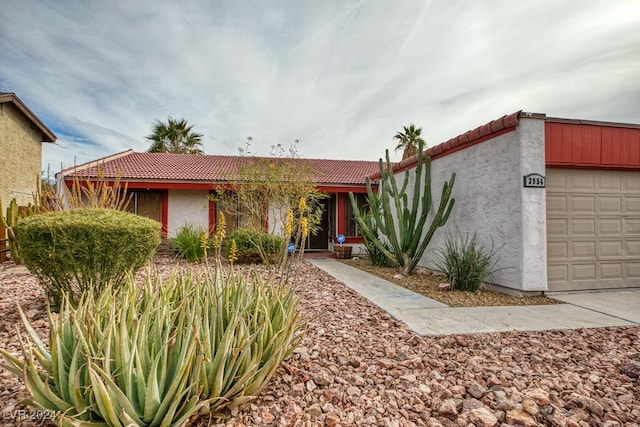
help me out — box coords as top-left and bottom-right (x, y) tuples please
(546, 168), (640, 291)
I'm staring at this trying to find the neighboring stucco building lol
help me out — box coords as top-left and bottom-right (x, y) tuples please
(392, 111), (640, 294)
(0, 93), (57, 206)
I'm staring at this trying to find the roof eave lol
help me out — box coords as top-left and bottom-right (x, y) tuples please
(0, 92), (57, 143)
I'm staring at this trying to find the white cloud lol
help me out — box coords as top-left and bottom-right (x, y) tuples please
(1, 0), (638, 170)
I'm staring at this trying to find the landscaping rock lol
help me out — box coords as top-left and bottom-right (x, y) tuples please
(437, 282), (451, 291)
(468, 407), (498, 427)
(0, 257), (638, 427)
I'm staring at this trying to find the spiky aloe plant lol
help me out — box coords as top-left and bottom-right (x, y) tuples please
(0, 276), (206, 426)
(349, 139), (456, 275)
(0, 266), (304, 426)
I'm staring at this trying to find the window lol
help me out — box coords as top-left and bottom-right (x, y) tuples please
(215, 191), (262, 233)
(344, 193), (368, 237)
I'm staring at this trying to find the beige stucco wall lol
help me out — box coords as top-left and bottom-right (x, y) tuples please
(0, 103), (44, 207)
(167, 190), (210, 238)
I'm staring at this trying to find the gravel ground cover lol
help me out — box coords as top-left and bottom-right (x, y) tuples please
(0, 256), (638, 427)
(340, 258), (558, 307)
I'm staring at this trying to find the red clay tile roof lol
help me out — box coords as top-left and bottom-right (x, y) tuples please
(61, 150), (381, 186)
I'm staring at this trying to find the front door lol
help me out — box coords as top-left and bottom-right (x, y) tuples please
(307, 198), (330, 250)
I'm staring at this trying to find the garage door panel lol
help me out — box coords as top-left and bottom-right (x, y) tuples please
(572, 264), (596, 281)
(568, 172), (594, 191)
(623, 174), (640, 191)
(570, 241), (595, 258)
(626, 241), (640, 257)
(598, 196), (622, 213)
(600, 263), (623, 280)
(547, 265), (568, 282)
(600, 241), (623, 257)
(570, 196), (595, 212)
(597, 174), (622, 191)
(547, 242), (568, 259)
(571, 219), (596, 235)
(625, 197), (640, 213)
(625, 219), (640, 235)
(627, 263), (640, 279)
(547, 168), (640, 291)
(547, 195), (567, 213)
(547, 218), (568, 237)
(546, 173), (566, 190)
(598, 218), (622, 235)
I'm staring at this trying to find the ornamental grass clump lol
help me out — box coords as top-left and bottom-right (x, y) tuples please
(0, 264), (304, 425)
(433, 228), (500, 292)
(174, 223), (210, 262)
(15, 208), (160, 308)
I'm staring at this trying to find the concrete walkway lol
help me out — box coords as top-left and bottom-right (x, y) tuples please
(308, 258), (640, 336)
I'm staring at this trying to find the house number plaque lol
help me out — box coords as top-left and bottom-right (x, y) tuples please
(523, 173), (546, 188)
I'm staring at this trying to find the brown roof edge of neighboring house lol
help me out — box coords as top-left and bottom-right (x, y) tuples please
(370, 110), (535, 180)
(0, 92), (57, 142)
(58, 148), (135, 177)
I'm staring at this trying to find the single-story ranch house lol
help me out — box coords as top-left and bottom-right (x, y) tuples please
(59, 153), (380, 250)
(60, 111), (640, 294)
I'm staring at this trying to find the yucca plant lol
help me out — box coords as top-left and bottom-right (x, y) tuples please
(433, 228), (501, 292)
(0, 265), (304, 425)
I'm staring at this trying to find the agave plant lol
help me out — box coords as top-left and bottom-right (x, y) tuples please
(0, 266), (304, 426)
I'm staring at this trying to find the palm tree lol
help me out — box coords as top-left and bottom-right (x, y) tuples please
(146, 117), (204, 154)
(394, 124), (425, 160)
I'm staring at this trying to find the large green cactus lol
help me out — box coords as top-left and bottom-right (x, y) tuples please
(349, 140), (455, 275)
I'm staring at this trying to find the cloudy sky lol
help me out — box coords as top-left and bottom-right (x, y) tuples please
(1, 1), (639, 171)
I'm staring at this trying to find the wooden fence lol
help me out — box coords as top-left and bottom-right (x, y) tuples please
(0, 221), (7, 263)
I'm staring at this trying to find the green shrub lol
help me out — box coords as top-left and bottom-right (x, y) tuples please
(225, 227), (283, 264)
(15, 208), (160, 307)
(364, 240), (393, 266)
(433, 229), (500, 292)
(173, 223), (209, 262)
(0, 266), (304, 426)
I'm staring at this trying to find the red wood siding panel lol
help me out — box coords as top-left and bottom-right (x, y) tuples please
(336, 194), (346, 237)
(161, 191), (169, 237)
(545, 122), (640, 169)
(208, 196), (216, 236)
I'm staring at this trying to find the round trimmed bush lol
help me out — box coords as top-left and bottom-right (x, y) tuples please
(15, 208), (161, 307)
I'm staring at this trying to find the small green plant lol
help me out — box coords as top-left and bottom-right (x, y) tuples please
(15, 208), (160, 308)
(174, 223), (209, 262)
(433, 228), (500, 292)
(226, 227), (283, 264)
(365, 240), (393, 266)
